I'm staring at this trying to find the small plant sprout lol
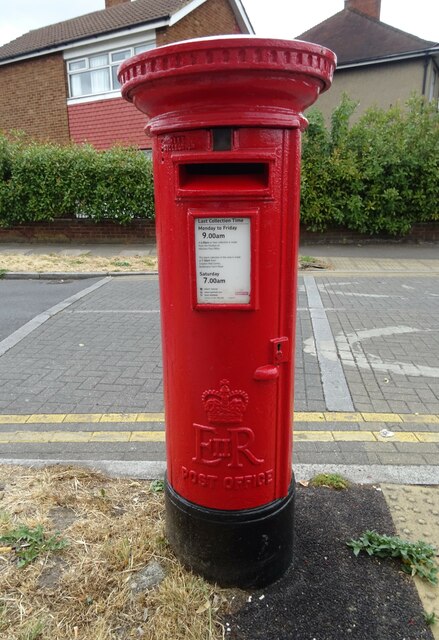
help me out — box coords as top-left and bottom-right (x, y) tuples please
(309, 473), (349, 490)
(347, 530), (438, 584)
(112, 260), (131, 267)
(298, 256), (328, 270)
(0, 524), (67, 568)
(150, 479), (165, 493)
(21, 618), (45, 640)
(300, 255), (315, 264)
(423, 611), (437, 626)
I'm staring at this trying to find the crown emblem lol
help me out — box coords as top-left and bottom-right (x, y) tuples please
(202, 379), (248, 425)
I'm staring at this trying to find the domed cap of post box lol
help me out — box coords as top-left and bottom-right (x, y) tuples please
(118, 36), (336, 133)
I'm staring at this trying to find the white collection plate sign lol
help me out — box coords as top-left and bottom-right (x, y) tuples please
(195, 217), (251, 305)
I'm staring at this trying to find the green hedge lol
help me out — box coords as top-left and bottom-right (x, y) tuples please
(301, 95), (439, 235)
(0, 133), (154, 226)
(1, 96), (438, 235)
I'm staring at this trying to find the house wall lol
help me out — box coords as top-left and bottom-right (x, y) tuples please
(309, 58), (426, 121)
(156, 0), (240, 46)
(0, 54), (70, 143)
(0, 0), (242, 149)
(70, 0), (242, 149)
(68, 97), (151, 149)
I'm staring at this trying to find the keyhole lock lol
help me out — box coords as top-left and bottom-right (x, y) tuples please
(275, 342), (283, 363)
(271, 337), (289, 364)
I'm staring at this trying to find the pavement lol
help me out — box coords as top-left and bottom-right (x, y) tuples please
(0, 241), (438, 635)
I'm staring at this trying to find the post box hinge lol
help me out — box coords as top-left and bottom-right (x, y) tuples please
(270, 337), (290, 364)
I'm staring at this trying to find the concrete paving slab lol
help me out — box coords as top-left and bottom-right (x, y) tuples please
(383, 484), (439, 639)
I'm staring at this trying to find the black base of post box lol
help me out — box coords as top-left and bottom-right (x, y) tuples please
(165, 476), (295, 588)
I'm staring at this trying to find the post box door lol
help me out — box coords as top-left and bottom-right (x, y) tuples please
(155, 127), (298, 511)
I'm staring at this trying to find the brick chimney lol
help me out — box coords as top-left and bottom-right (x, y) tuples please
(105, 0), (130, 8)
(344, 0), (381, 20)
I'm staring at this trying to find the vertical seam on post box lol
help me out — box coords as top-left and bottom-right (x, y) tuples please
(274, 128), (294, 497)
(303, 276), (355, 412)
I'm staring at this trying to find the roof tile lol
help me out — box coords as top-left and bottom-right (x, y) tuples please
(0, 0), (193, 62)
(297, 8), (436, 65)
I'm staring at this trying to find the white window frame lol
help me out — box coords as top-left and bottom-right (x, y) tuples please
(65, 33), (155, 104)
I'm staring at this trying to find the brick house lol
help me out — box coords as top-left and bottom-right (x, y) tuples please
(0, 0), (253, 150)
(298, 0), (439, 120)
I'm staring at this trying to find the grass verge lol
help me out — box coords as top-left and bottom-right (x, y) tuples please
(0, 465), (231, 640)
(0, 254), (157, 273)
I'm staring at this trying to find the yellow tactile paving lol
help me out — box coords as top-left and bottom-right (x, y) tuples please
(382, 485), (439, 639)
(0, 411), (438, 425)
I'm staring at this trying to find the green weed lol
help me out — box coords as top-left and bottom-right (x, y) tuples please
(309, 473), (349, 490)
(19, 619), (45, 640)
(112, 260), (131, 267)
(0, 524), (67, 567)
(347, 530), (438, 584)
(150, 479), (165, 493)
(423, 611), (437, 626)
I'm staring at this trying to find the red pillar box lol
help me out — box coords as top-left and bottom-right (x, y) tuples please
(119, 37), (335, 588)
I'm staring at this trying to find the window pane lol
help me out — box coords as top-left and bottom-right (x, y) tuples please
(111, 49), (130, 62)
(111, 65), (122, 90)
(90, 68), (110, 93)
(69, 59), (86, 71)
(70, 72), (92, 97)
(90, 54), (108, 68)
(134, 43), (152, 54)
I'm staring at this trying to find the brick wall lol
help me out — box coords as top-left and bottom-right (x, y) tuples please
(156, 0), (241, 46)
(0, 221), (438, 245)
(0, 219), (156, 244)
(68, 97), (152, 149)
(0, 54), (70, 144)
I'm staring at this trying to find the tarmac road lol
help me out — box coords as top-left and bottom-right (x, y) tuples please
(0, 277), (102, 340)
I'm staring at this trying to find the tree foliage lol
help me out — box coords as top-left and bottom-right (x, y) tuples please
(301, 94), (439, 235)
(0, 133), (154, 226)
(1, 96), (438, 236)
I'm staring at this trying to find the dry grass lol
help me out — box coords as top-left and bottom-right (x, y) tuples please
(0, 465), (234, 640)
(298, 256), (330, 270)
(0, 254), (157, 273)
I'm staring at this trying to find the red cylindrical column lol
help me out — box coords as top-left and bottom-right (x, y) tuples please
(119, 37), (335, 587)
